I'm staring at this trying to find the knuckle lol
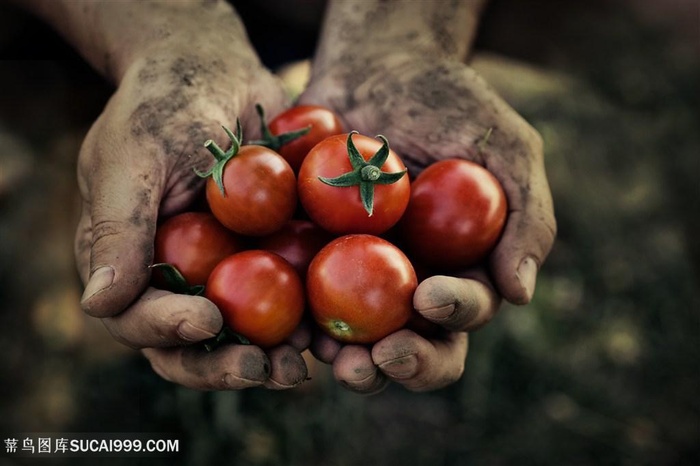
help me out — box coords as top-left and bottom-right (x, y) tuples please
(90, 219), (128, 246)
(450, 294), (481, 331)
(518, 121), (544, 158)
(536, 210), (558, 258)
(528, 126), (544, 155)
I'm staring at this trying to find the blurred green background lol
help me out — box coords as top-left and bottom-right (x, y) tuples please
(1, 1), (698, 465)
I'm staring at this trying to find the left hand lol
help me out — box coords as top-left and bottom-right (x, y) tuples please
(300, 52), (556, 393)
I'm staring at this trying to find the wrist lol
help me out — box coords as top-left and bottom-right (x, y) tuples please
(22, 0), (260, 84)
(311, 0), (488, 78)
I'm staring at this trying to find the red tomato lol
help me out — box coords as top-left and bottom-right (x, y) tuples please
(152, 212), (246, 287)
(306, 235), (417, 344)
(255, 219), (334, 280)
(201, 125), (297, 236)
(254, 105), (344, 173)
(205, 250), (305, 348)
(298, 132), (410, 235)
(399, 158), (507, 270)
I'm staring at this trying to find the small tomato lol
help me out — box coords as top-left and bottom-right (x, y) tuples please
(251, 104), (344, 173)
(298, 132), (409, 235)
(152, 211), (246, 288)
(255, 219), (334, 280)
(306, 234), (417, 344)
(399, 158), (507, 270)
(205, 250), (305, 348)
(199, 123), (297, 236)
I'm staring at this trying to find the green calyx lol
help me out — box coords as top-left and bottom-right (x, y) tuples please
(319, 131), (407, 216)
(203, 327), (251, 353)
(149, 263), (205, 296)
(248, 103), (311, 151)
(194, 120), (244, 196)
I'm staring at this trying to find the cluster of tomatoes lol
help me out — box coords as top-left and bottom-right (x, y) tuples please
(152, 104), (507, 349)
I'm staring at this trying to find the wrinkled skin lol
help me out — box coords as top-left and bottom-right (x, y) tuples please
(299, 1), (556, 393)
(70, 2), (310, 390)
(23, 0), (556, 393)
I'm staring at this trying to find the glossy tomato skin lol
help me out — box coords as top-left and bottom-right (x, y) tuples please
(206, 145), (297, 236)
(269, 105), (344, 173)
(298, 133), (410, 235)
(153, 212), (246, 286)
(306, 235), (417, 344)
(255, 219), (334, 280)
(399, 159), (507, 270)
(205, 250), (304, 348)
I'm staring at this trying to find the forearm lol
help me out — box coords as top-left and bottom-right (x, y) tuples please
(16, 0), (258, 84)
(312, 0), (489, 76)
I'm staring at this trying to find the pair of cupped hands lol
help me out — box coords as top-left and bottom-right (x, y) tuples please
(75, 47), (555, 394)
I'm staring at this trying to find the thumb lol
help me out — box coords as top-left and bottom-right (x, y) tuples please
(490, 154), (557, 305)
(76, 160), (162, 318)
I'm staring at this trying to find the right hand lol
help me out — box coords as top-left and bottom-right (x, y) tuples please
(74, 47), (310, 390)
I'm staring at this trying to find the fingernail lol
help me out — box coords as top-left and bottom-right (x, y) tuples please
(339, 375), (389, 395)
(81, 266), (115, 303)
(224, 373), (248, 388)
(268, 368), (309, 389)
(420, 304), (455, 320)
(378, 354), (418, 380)
(177, 321), (218, 342)
(516, 257), (538, 303)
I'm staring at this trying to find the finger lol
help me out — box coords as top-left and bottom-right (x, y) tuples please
(79, 184), (159, 318)
(286, 318), (313, 352)
(413, 273), (501, 332)
(263, 345), (309, 390)
(309, 327), (342, 364)
(488, 135), (557, 305)
(76, 127), (164, 317)
(372, 329), (468, 392)
(142, 344), (271, 390)
(74, 207), (93, 285)
(332, 345), (389, 395)
(100, 288), (222, 349)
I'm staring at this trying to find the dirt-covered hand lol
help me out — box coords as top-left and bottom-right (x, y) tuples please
(301, 50), (555, 393)
(74, 52), (309, 389)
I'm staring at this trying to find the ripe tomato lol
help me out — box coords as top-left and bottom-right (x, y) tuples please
(200, 124), (297, 236)
(298, 132), (410, 235)
(306, 235), (417, 344)
(152, 211), (246, 287)
(251, 104), (344, 173)
(399, 158), (507, 270)
(255, 219), (334, 280)
(205, 250), (305, 348)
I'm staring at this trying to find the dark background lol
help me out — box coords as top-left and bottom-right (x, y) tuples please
(1, 1), (698, 465)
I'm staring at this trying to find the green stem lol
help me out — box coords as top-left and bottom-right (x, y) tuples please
(248, 103), (311, 150)
(204, 139), (228, 161)
(203, 327), (251, 352)
(194, 120), (244, 196)
(149, 263), (204, 296)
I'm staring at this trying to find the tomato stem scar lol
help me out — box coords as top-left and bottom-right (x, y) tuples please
(331, 320), (351, 333)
